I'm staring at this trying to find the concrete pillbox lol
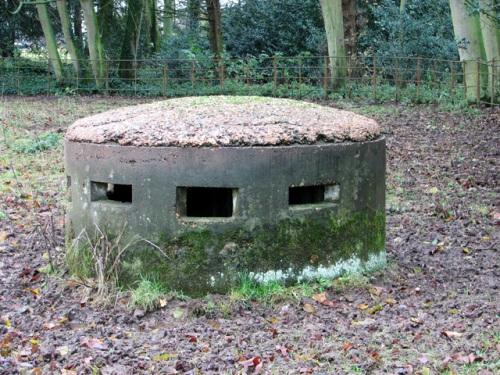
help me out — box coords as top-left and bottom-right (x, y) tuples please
(65, 96), (386, 295)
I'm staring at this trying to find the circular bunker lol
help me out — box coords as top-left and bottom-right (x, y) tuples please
(65, 96), (385, 295)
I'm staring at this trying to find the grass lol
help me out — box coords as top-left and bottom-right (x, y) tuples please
(129, 278), (169, 311)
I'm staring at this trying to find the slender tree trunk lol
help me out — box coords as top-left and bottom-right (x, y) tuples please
(145, 0), (160, 52)
(341, 0), (357, 58)
(163, 0), (175, 38)
(56, 0), (81, 74)
(119, 0), (144, 79)
(187, 0), (201, 36)
(73, 0), (84, 52)
(36, 2), (64, 82)
(320, 0), (346, 87)
(449, 0), (485, 101)
(80, 0), (105, 87)
(98, 0), (114, 51)
(206, 0), (223, 58)
(478, 0), (500, 101)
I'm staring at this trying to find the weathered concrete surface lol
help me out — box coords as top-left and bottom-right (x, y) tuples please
(66, 96), (381, 147)
(65, 137), (386, 295)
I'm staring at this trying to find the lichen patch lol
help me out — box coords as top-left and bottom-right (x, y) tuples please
(66, 96), (381, 147)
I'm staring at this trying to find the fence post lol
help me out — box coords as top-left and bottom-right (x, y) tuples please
(47, 58), (51, 95)
(298, 57), (303, 99)
(416, 57), (421, 102)
(476, 58), (481, 104)
(462, 60), (467, 100)
(323, 55), (329, 99)
(134, 61), (137, 96)
(16, 59), (20, 95)
(449, 60), (455, 98)
(104, 60), (109, 95)
(219, 57), (225, 90)
(76, 61), (79, 94)
(162, 65), (168, 96)
(372, 56), (377, 101)
(347, 55), (352, 99)
(491, 58), (495, 106)
(273, 56), (278, 96)
(191, 61), (195, 88)
(395, 57), (400, 102)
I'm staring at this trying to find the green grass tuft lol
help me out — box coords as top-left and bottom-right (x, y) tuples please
(11, 132), (61, 154)
(129, 277), (168, 311)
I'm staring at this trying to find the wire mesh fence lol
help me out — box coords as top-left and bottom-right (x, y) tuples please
(0, 55), (498, 106)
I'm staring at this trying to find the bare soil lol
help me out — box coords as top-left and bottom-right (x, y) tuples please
(0, 96), (498, 374)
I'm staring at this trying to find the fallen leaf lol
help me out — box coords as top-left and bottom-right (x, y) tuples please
(369, 286), (383, 296)
(0, 231), (8, 241)
(428, 186), (439, 194)
(385, 297), (397, 305)
(342, 342), (353, 352)
(357, 303), (369, 310)
(312, 292), (336, 307)
(57, 346), (69, 357)
(186, 335), (197, 343)
(442, 331), (463, 340)
(153, 353), (177, 361)
(80, 337), (108, 350)
(303, 303), (316, 314)
(239, 356), (262, 368)
(159, 298), (168, 308)
(172, 307), (184, 319)
(367, 304), (383, 314)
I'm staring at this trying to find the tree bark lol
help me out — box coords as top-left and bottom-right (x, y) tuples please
(449, 0), (485, 101)
(36, 2), (64, 82)
(341, 0), (357, 58)
(73, 0), (84, 52)
(320, 0), (346, 87)
(119, 0), (144, 79)
(206, 0), (223, 58)
(56, 0), (81, 74)
(478, 0), (500, 101)
(187, 0), (201, 35)
(80, 0), (105, 87)
(145, 0), (160, 52)
(163, 0), (175, 38)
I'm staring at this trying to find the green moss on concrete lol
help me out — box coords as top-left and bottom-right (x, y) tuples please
(117, 210), (385, 296)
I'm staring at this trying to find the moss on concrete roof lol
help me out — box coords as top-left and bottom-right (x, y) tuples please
(66, 96), (381, 147)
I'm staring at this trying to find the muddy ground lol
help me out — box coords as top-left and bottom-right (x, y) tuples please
(0, 97), (498, 374)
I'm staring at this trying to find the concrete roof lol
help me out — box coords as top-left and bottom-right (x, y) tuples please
(66, 96), (381, 147)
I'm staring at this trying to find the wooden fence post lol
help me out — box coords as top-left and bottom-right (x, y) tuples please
(449, 60), (455, 98)
(323, 55), (329, 99)
(273, 56), (278, 96)
(372, 56), (377, 101)
(219, 58), (225, 90)
(491, 58), (495, 106)
(298, 57), (303, 99)
(416, 57), (421, 102)
(162, 65), (168, 96)
(395, 57), (400, 102)
(47, 58), (51, 95)
(191, 61), (195, 88)
(76, 61), (79, 93)
(462, 60), (467, 100)
(104, 60), (109, 95)
(347, 55), (352, 99)
(476, 58), (481, 104)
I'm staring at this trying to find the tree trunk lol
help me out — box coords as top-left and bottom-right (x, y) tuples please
(341, 0), (357, 58)
(98, 0), (114, 51)
(80, 0), (105, 87)
(73, 0), (84, 52)
(478, 0), (500, 101)
(187, 0), (201, 35)
(56, 0), (81, 74)
(36, 2), (64, 82)
(206, 0), (223, 58)
(119, 0), (144, 79)
(145, 0), (160, 52)
(320, 0), (346, 88)
(449, 0), (486, 101)
(163, 0), (175, 38)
